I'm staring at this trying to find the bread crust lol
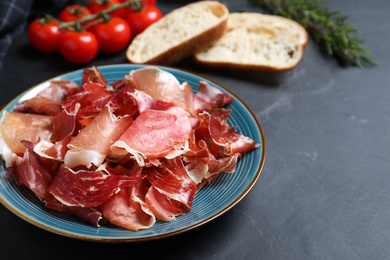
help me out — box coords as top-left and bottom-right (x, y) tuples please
(126, 1), (229, 65)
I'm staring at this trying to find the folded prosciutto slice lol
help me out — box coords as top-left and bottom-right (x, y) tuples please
(111, 91), (192, 166)
(0, 66), (260, 231)
(130, 67), (194, 113)
(11, 140), (60, 208)
(99, 164), (156, 231)
(195, 111), (260, 158)
(194, 81), (234, 113)
(64, 104), (133, 168)
(111, 109), (189, 167)
(0, 111), (53, 166)
(145, 158), (196, 221)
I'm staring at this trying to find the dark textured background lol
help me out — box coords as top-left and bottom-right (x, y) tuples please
(0, 0), (389, 259)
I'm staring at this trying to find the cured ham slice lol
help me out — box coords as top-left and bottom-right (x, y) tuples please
(12, 96), (61, 116)
(26, 96), (62, 116)
(145, 186), (183, 221)
(108, 80), (138, 117)
(82, 65), (108, 87)
(196, 111), (259, 158)
(64, 104), (133, 168)
(111, 91), (192, 166)
(194, 81), (234, 113)
(133, 91), (192, 135)
(12, 80), (76, 114)
(11, 141), (61, 210)
(99, 165), (155, 231)
(130, 67), (194, 113)
(0, 111), (53, 156)
(111, 109), (189, 166)
(33, 102), (79, 162)
(48, 165), (143, 208)
(100, 188), (155, 230)
(145, 158), (196, 221)
(64, 206), (107, 227)
(61, 81), (109, 126)
(39, 80), (78, 103)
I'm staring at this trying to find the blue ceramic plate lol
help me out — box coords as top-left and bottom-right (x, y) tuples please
(0, 64), (265, 242)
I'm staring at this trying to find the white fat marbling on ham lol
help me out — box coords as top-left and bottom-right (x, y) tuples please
(130, 67), (194, 113)
(0, 133), (13, 167)
(64, 149), (106, 168)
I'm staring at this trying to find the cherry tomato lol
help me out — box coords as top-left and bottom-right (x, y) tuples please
(89, 17), (131, 53)
(119, 0), (156, 5)
(88, 0), (126, 18)
(124, 5), (162, 36)
(121, 0), (157, 15)
(59, 4), (92, 23)
(28, 18), (60, 53)
(59, 30), (99, 64)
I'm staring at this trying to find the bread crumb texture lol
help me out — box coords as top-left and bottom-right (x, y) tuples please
(195, 13), (308, 71)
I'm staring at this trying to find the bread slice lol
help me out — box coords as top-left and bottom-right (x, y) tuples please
(194, 12), (309, 71)
(126, 1), (229, 65)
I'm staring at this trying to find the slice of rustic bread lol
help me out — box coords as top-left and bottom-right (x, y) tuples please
(194, 12), (308, 71)
(126, 1), (229, 65)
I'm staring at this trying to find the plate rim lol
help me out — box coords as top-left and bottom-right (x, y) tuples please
(0, 63), (266, 242)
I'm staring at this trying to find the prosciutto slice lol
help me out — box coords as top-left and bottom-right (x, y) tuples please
(82, 65), (108, 87)
(195, 111), (259, 158)
(99, 164), (156, 231)
(194, 81), (234, 113)
(130, 67), (194, 113)
(111, 109), (189, 166)
(32, 102), (79, 162)
(64, 206), (107, 227)
(11, 80), (76, 114)
(110, 91), (192, 166)
(48, 165), (143, 208)
(11, 140), (62, 210)
(64, 104), (133, 168)
(0, 111), (53, 156)
(145, 158), (196, 221)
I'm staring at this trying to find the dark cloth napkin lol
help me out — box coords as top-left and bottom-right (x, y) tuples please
(0, 0), (72, 69)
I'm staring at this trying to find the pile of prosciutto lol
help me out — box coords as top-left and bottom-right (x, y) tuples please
(0, 66), (259, 231)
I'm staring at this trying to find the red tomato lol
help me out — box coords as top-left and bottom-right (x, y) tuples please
(28, 18), (60, 53)
(141, 0), (156, 5)
(89, 17), (131, 53)
(59, 4), (92, 22)
(124, 5), (162, 36)
(87, 0), (126, 18)
(119, 0), (156, 5)
(59, 30), (99, 64)
(122, 0), (157, 15)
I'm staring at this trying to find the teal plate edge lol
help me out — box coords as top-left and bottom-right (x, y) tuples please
(0, 64), (266, 242)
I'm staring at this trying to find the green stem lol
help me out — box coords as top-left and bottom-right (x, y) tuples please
(58, 0), (142, 30)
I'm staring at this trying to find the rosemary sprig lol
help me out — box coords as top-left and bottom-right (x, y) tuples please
(249, 0), (377, 67)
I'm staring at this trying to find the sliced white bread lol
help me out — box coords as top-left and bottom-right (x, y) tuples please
(194, 12), (309, 71)
(126, 1), (229, 65)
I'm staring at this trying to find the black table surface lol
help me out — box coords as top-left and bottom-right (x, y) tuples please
(1, 0), (389, 259)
